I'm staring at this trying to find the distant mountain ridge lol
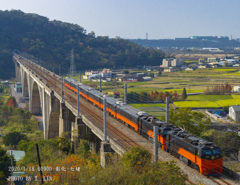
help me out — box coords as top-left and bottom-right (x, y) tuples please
(129, 38), (240, 49)
(0, 10), (165, 79)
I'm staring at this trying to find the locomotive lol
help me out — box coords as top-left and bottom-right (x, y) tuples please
(64, 77), (222, 176)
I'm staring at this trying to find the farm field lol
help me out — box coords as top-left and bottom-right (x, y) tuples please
(174, 94), (240, 108)
(0, 95), (10, 104)
(130, 103), (166, 108)
(129, 103), (166, 119)
(216, 99), (240, 107)
(232, 95), (240, 99)
(186, 95), (233, 101)
(67, 68), (240, 109)
(174, 101), (219, 108)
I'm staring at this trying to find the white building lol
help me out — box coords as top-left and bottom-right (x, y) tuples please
(185, 67), (196, 71)
(100, 68), (111, 78)
(207, 58), (216, 63)
(233, 86), (240, 92)
(84, 70), (99, 79)
(229, 105), (240, 122)
(161, 58), (184, 67)
(142, 77), (152, 81)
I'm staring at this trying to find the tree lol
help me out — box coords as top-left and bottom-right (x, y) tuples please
(123, 70), (129, 74)
(169, 108), (211, 136)
(0, 171), (7, 185)
(201, 130), (240, 159)
(148, 72), (154, 78)
(77, 140), (91, 158)
(158, 71), (162, 76)
(224, 61), (228, 67)
(139, 91), (148, 102)
(223, 106), (229, 113)
(7, 97), (16, 108)
(173, 90), (179, 101)
(0, 146), (13, 182)
(2, 131), (28, 147)
(122, 146), (151, 168)
(181, 88), (187, 100)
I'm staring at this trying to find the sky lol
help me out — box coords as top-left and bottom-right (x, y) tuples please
(1, 0), (240, 39)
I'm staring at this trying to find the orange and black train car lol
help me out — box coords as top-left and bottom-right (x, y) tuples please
(64, 77), (222, 176)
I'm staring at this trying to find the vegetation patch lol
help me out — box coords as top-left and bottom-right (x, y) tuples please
(232, 95), (240, 99)
(212, 69), (238, 72)
(130, 103), (166, 109)
(223, 71), (240, 75)
(174, 101), (219, 108)
(187, 95), (233, 101)
(216, 99), (240, 107)
(0, 95), (10, 104)
(184, 60), (198, 63)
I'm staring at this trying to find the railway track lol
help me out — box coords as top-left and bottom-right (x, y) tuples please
(20, 57), (239, 185)
(209, 177), (234, 185)
(22, 58), (140, 150)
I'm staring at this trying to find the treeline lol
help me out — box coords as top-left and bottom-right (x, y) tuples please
(204, 83), (232, 95)
(0, 96), (37, 132)
(0, 10), (166, 79)
(127, 89), (187, 103)
(129, 38), (240, 48)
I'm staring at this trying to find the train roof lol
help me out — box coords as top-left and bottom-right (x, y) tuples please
(168, 128), (218, 149)
(65, 77), (148, 118)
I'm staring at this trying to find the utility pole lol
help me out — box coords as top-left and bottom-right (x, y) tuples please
(40, 63), (42, 81)
(153, 126), (158, 164)
(124, 84), (127, 103)
(36, 144), (44, 184)
(99, 75), (102, 92)
(35, 63), (37, 77)
(79, 71), (81, 83)
(59, 64), (61, 76)
(54, 73), (56, 91)
(61, 77), (64, 103)
(166, 97), (169, 123)
(77, 85), (80, 117)
(70, 49), (76, 76)
(103, 98), (107, 141)
(46, 71), (48, 87)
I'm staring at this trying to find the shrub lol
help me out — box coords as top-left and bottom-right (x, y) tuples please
(122, 146), (151, 168)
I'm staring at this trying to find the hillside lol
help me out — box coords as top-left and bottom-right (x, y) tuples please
(0, 10), (165, 79)
(129, 38), (240, 49)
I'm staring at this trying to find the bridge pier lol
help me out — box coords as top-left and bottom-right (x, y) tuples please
(22, 71), (29, 98)
(15, 61), (21, 82)
(100, 141), (115, 168)
(48, 92), (60, 138)
(75, 117), (101, 154)
(59, 102), (74, 139)
(43, 89), (50, 139)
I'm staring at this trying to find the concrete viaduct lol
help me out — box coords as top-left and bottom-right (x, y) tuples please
(12, 54), (237, 185)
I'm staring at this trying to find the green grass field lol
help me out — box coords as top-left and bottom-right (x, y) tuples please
(212, 69), (238, 72)
(232, 95), (240, 99)
(64, 68), (240, 109)
(174, 101), (219, 108)
(215, 99), (240, 107)
(129, 104), (166, 119)
(187, 95), (233, 101)
(0, 95), (10, 104)
(130, 103), (166, 109)
(223, 71), (240, 76)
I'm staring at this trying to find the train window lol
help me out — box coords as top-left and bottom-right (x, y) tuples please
(212, 149), (221, 155)
(202, 150), (211, 155)
(163, 128), (171, 135)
